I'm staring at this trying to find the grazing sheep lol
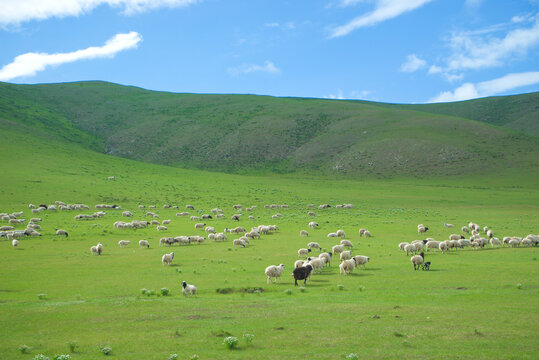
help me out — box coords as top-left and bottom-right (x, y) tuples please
(340, 251), (352, 262)
(186, 205), (195, 210)
(521, 238), (533, 247)
(231, 214), (241, 221)
(364, 230), (372, 238)
(340, 239), (353, 248)
(157, 225), (168, 231)
(449, 240), (461, 250)
(233, 239), (246, 247)
(439, 241), (448, 254)
(332, 244), (345, 255)
(458, 239), (471, 248)
(449, 234), (465, 241)
(118, 240), (131, 247)
(404, 244), (416, 256)
(307, 242), (321, 251)
(418, 225), (429, 234)
(162, 220), (172, 225)
(298, 248), (312, 258)
(0, 226), (14, 231)
(426, 240), (440, 251)
(56, 229), (69, 237)
(444, 223), (454, 228)
(336, 229), (346, 238)
(508, 239), (520, 247)
(327, 232), (338, 238)
(205, 226), (216, 234)
(182, 281), (197, 297)
(319, 252), (332, 267)
(294, 260), (305, 268)
(265, 264), (285, 284)
(162, 252), (175, 265)
(359, 228), (367, 236)
(490, 237), (501, 247)
(96, 242), (104, 253)
(12, 239), (19, 248)
(30, 218), (42, 223)
(339, 259), (357, 275)
(399, 242), (409, 251)
(461, 226), (469, 233)
(139, 239), (150, 248)
(292, 264), (313, 286)
(411, 252), (425, 270)
(195, 223), (206, 229)
(308, 222), (319, 229)
(486, 230), (494, 238)
(307, 211), (316, 216)
(90, 245), (101, 255)
(300, 230), (309, 237)
(190, 216), (200, 221)
(306, 257), (324, 273)
(122, 211), (133, 217)
(352, 255), (370, 269)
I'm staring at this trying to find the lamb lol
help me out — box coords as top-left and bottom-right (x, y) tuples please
(118, 240), (131, 247)
(265, 264), (285, 284)
(318, 252), (332, 267)
(139, 240), (150, 248)
(422, 261), (431, 270)
(12, 239), (19, 248)
(300, 230), (309, 237)
(182, 281), (197, 297)
(340, 250), (352, 261)
(352, 255), (370, 269)
(336, 229), (346, 238)
(292, 264), (313, 286)
(308, 222), (319, 229)
(410, 252), (425, 270)
(162, 252), (175, 265)
(339, 258), (357, 275)
(332, 244), (345, 255)
(56, 229), (69, 237)
(298, 248), (312, 258)
(194, 222), (206, 229)
(340, 239), (353, 248)
(307, 242), (321, 251)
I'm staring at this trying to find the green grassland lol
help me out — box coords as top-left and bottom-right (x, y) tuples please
(1, 81), (538, 177)
(1, 116), (538, 359)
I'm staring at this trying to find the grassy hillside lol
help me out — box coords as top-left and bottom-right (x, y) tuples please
(1, 118), (538, 359)
(1, 81), (538, 178)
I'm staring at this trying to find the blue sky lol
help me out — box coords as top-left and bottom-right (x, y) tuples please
(0, 0), (538, 103)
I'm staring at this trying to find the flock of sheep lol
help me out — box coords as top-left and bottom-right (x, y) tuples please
(2, 199), (537, 297)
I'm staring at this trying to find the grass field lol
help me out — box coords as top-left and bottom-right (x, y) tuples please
(1, 122), (538, 360)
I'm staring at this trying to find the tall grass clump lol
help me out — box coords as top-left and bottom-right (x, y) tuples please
(223, 336), (239, 349)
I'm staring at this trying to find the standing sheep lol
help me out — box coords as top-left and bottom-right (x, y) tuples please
(332, 244), (345, 255)
(336, 229), (346, 238)
(162, 252), (175, 266)
(340, 251), (352, 262)
(298, 248), (312, 258)
(411, 252), (425, 270)
(340, 239), (353, 248)
(139, 240), (150, 248)
(307, 242), (321, 251)
(352, 255), (370, 269)
(308, 222), (319, 229)
(265, 264), (285, 284)
(339, 259), (357, 275)
(182, 281), (197, 297)
(292, 264), (313, 286)
(300, 230), (309, 237)
(56, 229), (69, 237)
(12, 239), (19, 248)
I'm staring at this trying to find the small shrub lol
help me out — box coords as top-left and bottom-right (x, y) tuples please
(68, 341), (78, 353)
(516, 283), (522, 289)
(175, 268), (182, 273)
(140, 288), (148, 295)
(298, 286), (306, 293)
(189, 355), (199, 360)
(146, 290), (155, 297)
(53, 355), (72, 360)
(346, 353), (359, 360)
(37, 293), (47, 300)
(284, 289), (292, 295)
(359, 285), (366, 292)
(337, 284), (345, 291)
(33, 355), (49, 360)
(19, 345), (31, 354)
(168, 354), (179, 360)
(160, 288), (170, 296)
(243, 333), (255, 344)
(99, 346), (112, 355)
(223, 336), (239, 349)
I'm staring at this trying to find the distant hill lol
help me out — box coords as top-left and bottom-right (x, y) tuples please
(1, 81), (537, 177)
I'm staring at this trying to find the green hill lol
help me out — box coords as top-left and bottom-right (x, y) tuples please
(1, 81), (537, 177)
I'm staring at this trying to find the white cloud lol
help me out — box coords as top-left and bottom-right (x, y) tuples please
(325, 89), (372, 100)
(400, 54), (426, 72)
(264, 21), (295, 30)
(227, 61), (281, 76)
(464, 0), (482, 8)
(429, 71), (539, 102)
(329, 0), (433, 38)
(428, 65), (442, 74)
(0, 0), (199, 27)
(0, 31), (141, 81)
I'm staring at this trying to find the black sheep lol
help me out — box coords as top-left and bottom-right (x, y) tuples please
(422, 262), (431, 271)
(293, 264), (313, 286)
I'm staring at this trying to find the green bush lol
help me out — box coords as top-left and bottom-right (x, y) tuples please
(223, 336), (239, 349)
(160, 288), (170, 296)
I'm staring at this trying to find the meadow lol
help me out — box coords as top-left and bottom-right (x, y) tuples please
(1, 122), (538, 360)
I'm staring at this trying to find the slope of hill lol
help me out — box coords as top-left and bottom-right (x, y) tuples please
(1, 81), (537, 177)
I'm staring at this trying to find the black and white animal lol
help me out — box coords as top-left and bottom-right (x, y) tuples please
(182, 281), (197, 297)
(422, 261), (431, 271)
(292, 264), (313, 286)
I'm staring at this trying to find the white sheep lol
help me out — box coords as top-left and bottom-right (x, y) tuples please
(205, 226), (216, 234)
(352, 255), (370, 269)
(399, 242), (409, 251)
(90, 245), (101, 255)
(486, 230), (494, 238)
(332, 244), (345, 255)
(162, 252), (175, 265)
(300, 230), (309, 236)
(265, 264), (285, 284)
(139, 240), (150, 248)
(233, 239), (246, 247)
(404, 244), (415, 256)
(162, 220), (172, 225)
(340, 239), (353, 248)
(182, 281), (197, 297)
(336, 229), (346, 238)
(56, 229), (69, 237)
(157, 225), (168, 231)
(426, 240), (440, 251)
(118, 240), (131, 247)
(12, 239), (19, 248)
(339, 259), (356, 275)
(327, 232), (338, 238)
(444, 223), (454, 228)
(195, 222), (206, 229)
(340, 250), (352, 261)
(122, 211), (133, 217)
(521, 238), (533, 247)
(294, 260), (305, 268)
(307, 242), (321, 251)
(363, 230), (372, 238)
(410, 253), (424, 270)
(489, 237), (501, 247)
(298, 248), (312, 258)
(439, 241), (448, 254)
(308, 222), (319, 229)
(319, 252), (332, 267)
(306, 257), (324, 273)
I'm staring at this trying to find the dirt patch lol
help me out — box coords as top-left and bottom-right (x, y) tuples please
(215, 287), (265, 294)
